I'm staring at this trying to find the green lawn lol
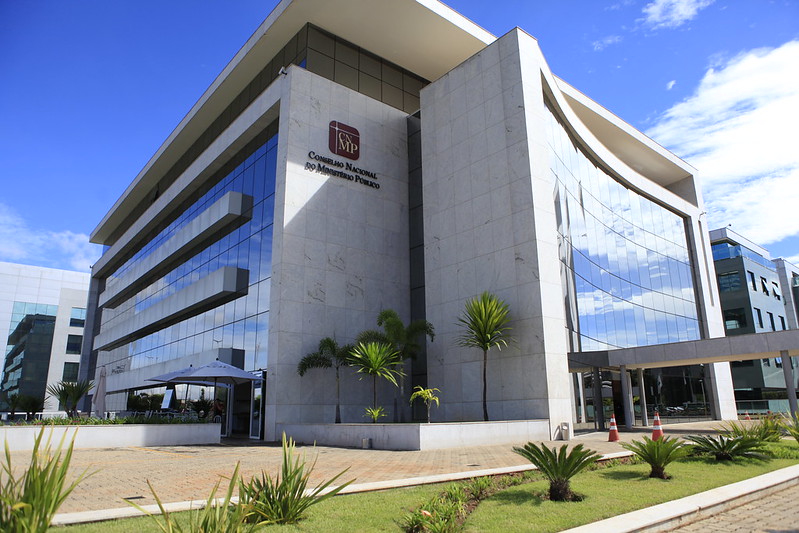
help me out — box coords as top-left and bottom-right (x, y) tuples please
(53, 442), (799, 533)
(465, 442), (799, 532)
(52, 483), (445, 533)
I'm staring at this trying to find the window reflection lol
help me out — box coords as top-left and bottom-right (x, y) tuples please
(546, 103), (700, 350)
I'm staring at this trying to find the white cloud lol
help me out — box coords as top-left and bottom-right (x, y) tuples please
(642, 0), (714, 29)
(647, 40), (799, 246)
(0, 202), (101, 272)
(592, 35), (623, 51)
(666, 80), (676, 90)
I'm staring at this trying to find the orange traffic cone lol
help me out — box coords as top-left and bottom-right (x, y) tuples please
(651, 411), (664, 440)
(744, 411), (751, 421)
(608, 414), (620, 442)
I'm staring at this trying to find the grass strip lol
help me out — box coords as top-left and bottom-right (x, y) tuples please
(464, 442), (799, 532)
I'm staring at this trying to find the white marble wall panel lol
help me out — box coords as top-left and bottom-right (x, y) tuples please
(265, 67), (410, 440)
(421, 30), (573, 437)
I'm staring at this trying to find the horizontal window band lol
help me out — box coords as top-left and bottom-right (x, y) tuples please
(99, 192), (253, 310)
(94, 266), (249, 352)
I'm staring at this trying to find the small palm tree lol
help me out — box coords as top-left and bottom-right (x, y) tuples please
(297, 338), (353, 423)
(782, 413), (799, 444)
(409, 386), (440, 423)
(46, 380), (94, 418)
(358, 309), (434, 422)
(685, 434), (770, 461)
(621, 436), (689, 479)
(512, 443), (599, 501)
(457, 292), (512, 421)
(348, 342), (404, 420)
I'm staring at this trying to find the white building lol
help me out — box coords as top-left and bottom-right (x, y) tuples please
(0, 261), (89, 412)
(81, 0), (753, 444)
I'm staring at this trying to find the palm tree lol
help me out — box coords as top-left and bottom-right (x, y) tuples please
(358, 309), (434, 421)
(512, 443), (599, 501)
(297, 338), (353, 423)
(457, 291), (512, 421)
(347, 342), (404, 420)
(409, 386), (440, 423)
(47, 379), (94, 418)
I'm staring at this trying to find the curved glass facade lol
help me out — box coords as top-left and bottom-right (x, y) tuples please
(546, 103), (700, 351)
(97, 126), (279, 374)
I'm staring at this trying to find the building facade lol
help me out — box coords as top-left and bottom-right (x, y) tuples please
(81, 0), (736, 441)
(710, 228), (799, 411)
(0, 262), (89, 412)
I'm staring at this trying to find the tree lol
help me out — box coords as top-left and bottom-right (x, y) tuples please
(47, 380), (94, 418)
(297, 338), (353, 423)
(358, 309), (434, 421)
(347, 342), (404, 421)
(409, 386), (440, 423)
(457, 291), (512, 421)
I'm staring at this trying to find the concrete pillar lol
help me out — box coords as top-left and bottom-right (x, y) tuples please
(638, 368), (649, 427)
(577, 372), (586, 423)
(782, 350), (798, 417)
(592, 367), (605, 431)
(620, 365), (635, 429)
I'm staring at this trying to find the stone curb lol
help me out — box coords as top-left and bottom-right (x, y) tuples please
(49, 450), (632, 526)
(562, 463), (799, 533)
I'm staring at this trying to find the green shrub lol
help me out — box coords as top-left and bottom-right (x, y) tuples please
(722, 420), (782, 442)
(621, 436), (689, 479)
(782, 413), (799, 444)
(685, 434), (770, 461)
(465, 476), (493, 500)
(512, 443), (599, 501)
(363, 406), (387, 423)
(46, 380), (94, 418)
(0, 428), (92, 532)
(238, 433), (353, 524)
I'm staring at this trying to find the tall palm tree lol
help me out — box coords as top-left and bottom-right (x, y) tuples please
(457, 291), (512, 421)
(358, 309), (434, 421)
(297, 337), (353, 423)
(347, 342), (404, 418)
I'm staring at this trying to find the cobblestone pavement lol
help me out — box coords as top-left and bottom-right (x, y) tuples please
(671, 483), (799, 533)
(5, 420), (724, 514)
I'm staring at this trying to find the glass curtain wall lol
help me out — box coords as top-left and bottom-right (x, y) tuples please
(546, 101), (709, 422)
(97, 124), (279, 378)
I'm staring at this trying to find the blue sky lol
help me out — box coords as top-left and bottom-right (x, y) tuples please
(1, 0), (797, 273)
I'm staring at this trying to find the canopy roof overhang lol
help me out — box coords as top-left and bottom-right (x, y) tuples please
(91, 0), (494, 245)
(569, 329), (799, 372)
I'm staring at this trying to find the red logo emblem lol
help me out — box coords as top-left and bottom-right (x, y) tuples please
(329, 121), (360, 160)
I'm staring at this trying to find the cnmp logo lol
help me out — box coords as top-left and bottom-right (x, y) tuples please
(329, 121), (359, 160)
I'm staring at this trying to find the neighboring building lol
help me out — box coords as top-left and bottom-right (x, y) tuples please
(709, 228), (798, 411)
(81, 0), (737, 441)
(0, 262), (89, 411)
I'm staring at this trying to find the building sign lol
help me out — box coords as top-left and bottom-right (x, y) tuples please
(329, 121), (360, 160)
(303, 120), (380, 189)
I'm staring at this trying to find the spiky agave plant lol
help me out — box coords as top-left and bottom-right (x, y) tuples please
(722, 420), (782, 443)
(685, 434), (770, 461)
(782, 413), (799, 444)
(512, 443), (599, 501)
(621, 436), (689, 479)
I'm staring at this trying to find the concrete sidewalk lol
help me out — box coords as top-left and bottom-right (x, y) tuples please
(30, 420), (722, 521)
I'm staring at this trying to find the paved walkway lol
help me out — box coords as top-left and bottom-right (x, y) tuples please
(671, 483), (799, 533)
(6, 420), (721, 515)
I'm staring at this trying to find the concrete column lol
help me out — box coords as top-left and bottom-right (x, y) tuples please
(577, 372), (586, 423)
(638, 368), (649, 427)
(620, 365), (635, 429)
(782, 350), (798, 417)
(592, 367), (605, 431)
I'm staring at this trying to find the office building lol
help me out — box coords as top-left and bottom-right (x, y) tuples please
(81, 0), (739, 441)
(0, 262), (89, 411)
(710, 228), (799, 412)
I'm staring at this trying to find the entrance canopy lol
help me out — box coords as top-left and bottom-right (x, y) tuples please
(569, 329), (799, 372)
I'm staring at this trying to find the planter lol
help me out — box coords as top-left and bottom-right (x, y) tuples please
(278, 419), (552, 450)
(0, 423), (220, 451)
